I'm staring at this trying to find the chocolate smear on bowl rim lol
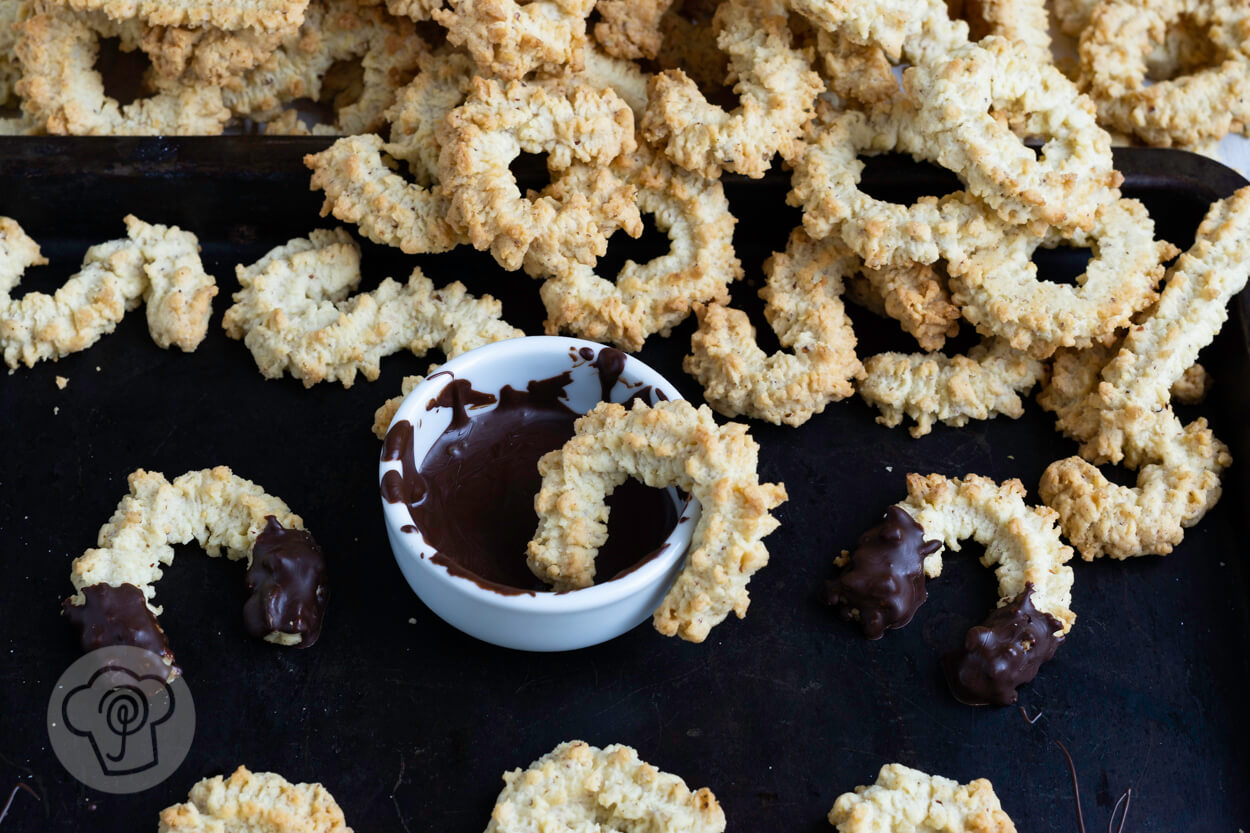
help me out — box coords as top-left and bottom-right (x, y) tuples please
(825, 505), (940, 638)
(590, 346), (628, 402)
(942, 583), (1063, 706)
(381, 365), (678, 595)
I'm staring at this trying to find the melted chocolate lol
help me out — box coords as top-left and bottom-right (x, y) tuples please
(942, 583), (1064, 706)
(826, 506), (940, 638)
(427, 377), (497, 429)
(382, 371), (677, 594)
(63, 583), (174, 668)
(591, 347), (627, 402)
(243, 516), (329, 646)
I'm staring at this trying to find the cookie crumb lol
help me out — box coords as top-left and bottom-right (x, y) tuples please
(56, 375), (69, 389)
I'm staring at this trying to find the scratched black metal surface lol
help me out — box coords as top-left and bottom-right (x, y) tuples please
(0, 140), (1247, 832)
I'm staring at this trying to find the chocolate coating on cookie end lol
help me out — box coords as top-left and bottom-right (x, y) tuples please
(63, 583), (174, 668)
(943, 583), (1063, 706)
(243, 516), (329, 646)
(826, 506), (940, 638)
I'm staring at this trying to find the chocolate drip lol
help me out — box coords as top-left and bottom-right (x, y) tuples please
(383, 371), (676, 594)
(382, 419), (427, 511)
(942, 583), (1064, 706)
(826, 506), (940, 638)
(427, 378), (497, 429)
(243, 516), (329, 646)
(63, 583), (174, 668)
(591, 347), (627, 402)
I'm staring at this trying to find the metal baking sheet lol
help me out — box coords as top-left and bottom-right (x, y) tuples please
(0, 139), (1247, 831)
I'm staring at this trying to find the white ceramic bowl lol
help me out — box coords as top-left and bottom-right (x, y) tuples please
(379, 336), (700, 651)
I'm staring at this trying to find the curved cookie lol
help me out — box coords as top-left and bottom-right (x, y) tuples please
(15, 4), (230, 135)
(829, 763), (1016, 833)
(0, 215), (216, 368)
(539, 142), (741, 352)
(831, 473), (1074, 705)
(640, 0), (823, 178)
(432, 0), (596, 80)
(857, 339), (1045, 437)
(487, 741), (724, 833)
(63, 467), (328, 676)
(223, 0), (426, 135)
(223, 228), (523, 387)
(436, 76), (640, 276)
(1078, 0), (1250, 148)
(528, 399), (787, 642)
(159, 766), (351, 833)
(1038, 187), (1250, 559)
(947, 198), (1177, 358)
(305, 133), (464, 255)
(684, 228), (861, 426)
(902, 35), (1121, 232)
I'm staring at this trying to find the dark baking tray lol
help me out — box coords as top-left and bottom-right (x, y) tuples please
(1, 140), (1248, 832)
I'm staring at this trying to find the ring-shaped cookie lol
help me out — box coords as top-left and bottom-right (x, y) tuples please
(1078, 0), (1250, 148)
(14, 5), (230, 135)
(857, 339), (1045, 437)
(305, 133), (464, 254)
(640, 0), (823, 178)
(0, 215), (216, 368)
(431, 0), (595, 80)
(946, 197), (1177, 358)
(788, 106), (1004, 269)
(527, 399), (787, 642)
(684, 228), (862, 426)
(62, 467), (329, 676)
(223, 228), (523, 386)
(538, 143), (741, 351)
(224, 0), (426, 136)
(486, 741), (724, 833)
(831, 473), (1073, 705)
(903, 36), (1121, 232)
(947, 0), (1051, 65)
(436, 76), (641, 275)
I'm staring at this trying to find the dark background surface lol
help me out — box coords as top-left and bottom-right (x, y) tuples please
(0, 140), (1247, 831)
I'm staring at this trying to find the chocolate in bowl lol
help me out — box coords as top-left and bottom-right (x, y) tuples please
(382, 368), (678, 596)
(378, 336), (699, 652)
